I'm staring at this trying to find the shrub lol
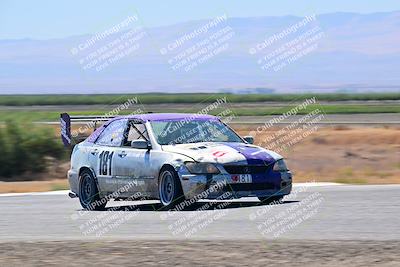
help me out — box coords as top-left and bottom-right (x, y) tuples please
(0, 122), (65, 179)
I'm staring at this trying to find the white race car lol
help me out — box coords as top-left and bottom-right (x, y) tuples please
(61, 113), (292, 210)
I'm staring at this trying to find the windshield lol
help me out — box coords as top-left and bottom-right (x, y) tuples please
(151, 120), (244, 145)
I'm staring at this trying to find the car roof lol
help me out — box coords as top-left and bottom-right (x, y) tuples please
(87, 113), (219, 143)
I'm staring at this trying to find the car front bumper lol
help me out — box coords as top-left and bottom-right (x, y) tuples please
(177, 168), (292, 199)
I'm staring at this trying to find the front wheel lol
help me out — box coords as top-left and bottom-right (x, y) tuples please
(258, 195), (283, 204)
(158, 167), (185, 210)
(79, 170), (107, 210)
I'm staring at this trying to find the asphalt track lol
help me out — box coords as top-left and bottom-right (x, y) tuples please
(1, 184), (399, 242)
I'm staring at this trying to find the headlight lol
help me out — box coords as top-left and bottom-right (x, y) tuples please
(273, 159), (288, 172)
(185, 162), (220, 174)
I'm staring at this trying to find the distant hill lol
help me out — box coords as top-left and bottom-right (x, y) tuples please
(0, 11), (399, 94)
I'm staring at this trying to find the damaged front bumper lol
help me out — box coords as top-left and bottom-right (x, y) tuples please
(177, 166), (292, 200)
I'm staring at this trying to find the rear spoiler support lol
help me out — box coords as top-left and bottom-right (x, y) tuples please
(60, 113), (115, 147)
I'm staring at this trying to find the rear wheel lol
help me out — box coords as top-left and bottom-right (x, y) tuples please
(158, 167), (184, 210)
(79, 170), (107, 210)
(258, 195), (283, 204)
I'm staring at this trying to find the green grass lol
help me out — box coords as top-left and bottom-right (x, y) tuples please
(50, 183), (70, 191)
(395, 163), (400, 170)
(335, 167), (368, 184)
(334, 177), (368, 185)
(231, 105), (400, 115)
(0, 92), (399, 106)
(0, 104), (399, 122)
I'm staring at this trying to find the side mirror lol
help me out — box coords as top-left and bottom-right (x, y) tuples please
(131, 140), (152, 150)
(243, 136), (254, 144)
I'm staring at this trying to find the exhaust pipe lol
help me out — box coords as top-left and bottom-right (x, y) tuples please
(68, 192), (78, 198)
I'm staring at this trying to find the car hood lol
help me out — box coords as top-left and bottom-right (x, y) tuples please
(162, 142), (282, 165)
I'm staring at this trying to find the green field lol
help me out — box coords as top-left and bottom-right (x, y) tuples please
(0, 92), (399, 106)
(0, 93), (399, 122)
(1, 104), (399, 122)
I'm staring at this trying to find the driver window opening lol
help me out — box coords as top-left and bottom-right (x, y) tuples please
(124, 121), (149, 146)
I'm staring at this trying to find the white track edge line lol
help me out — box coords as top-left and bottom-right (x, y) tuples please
(0, 183), (344, 197)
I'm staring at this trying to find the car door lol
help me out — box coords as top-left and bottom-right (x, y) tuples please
(112, 120), (156, 196)
(89, 119), (128, 194)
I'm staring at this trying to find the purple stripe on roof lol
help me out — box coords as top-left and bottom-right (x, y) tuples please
(122, 113), (218, 122)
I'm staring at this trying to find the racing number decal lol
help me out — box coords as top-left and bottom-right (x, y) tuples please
(99, 151), (114, 176)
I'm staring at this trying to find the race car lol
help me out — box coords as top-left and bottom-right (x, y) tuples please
(61, 113), (292, 210)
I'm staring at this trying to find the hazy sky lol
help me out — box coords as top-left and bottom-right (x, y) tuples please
(0, 0), (399, 39)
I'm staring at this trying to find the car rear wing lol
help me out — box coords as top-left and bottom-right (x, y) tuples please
(60, 113), (115, 147)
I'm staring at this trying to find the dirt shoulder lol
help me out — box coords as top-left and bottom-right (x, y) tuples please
(0, 125), (399, 194)
(0, 179), (68, 193)
(1, 240), (399, 266)
(235, 125), (400, 184)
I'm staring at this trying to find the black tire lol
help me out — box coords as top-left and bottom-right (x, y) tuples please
(79, 169), (107, 210)
(258, 195), (283, 204)
(158, 166), (185, 210)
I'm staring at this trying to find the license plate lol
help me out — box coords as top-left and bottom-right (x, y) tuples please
(231, 174), (252, 183)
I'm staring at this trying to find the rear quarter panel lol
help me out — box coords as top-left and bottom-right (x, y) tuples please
(68, 142), (92, 194)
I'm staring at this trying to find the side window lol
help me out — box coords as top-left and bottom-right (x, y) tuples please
(124, 121), (149, 146)
(96, 119), (127, 146)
